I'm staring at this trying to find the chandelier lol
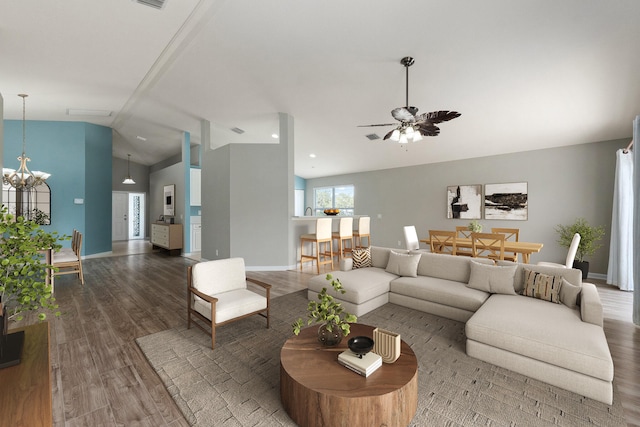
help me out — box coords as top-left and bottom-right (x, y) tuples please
(388, 123), (423, 144)
(122, 154), (136, 184)
(2, 94), (51, 189)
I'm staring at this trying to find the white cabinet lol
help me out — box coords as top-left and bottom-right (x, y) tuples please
(190, 168), (201, 206)
(191, 223), (202, 252)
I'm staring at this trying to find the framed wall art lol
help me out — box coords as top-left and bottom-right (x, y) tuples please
(447, 185), (482, 219)
(484, 182), (528, 220)
(163, 184), (175, 217)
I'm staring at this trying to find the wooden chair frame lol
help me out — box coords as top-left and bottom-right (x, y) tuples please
(186, 265), (271, 350)
(52, 231), (84, 285)
(491, 227), (520, 262)
(429, 230), (457, 255)
(454, 226), (474, 256)
(471, 232), (506, 261)
(300, 218), (334, 274)
(353, 216), (371, 249)
(332, 217), (354, 260)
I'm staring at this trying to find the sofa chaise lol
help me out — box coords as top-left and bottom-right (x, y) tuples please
(307, 246), (614, 404)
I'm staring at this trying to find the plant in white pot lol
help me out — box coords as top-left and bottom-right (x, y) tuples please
(0, 206), (65, 368)
(292, 274), (357, 346)
(555, 217), (605, 279)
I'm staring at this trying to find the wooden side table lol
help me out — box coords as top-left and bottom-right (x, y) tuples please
(0, 322), (52, 427)
(280, 323), (418, 427)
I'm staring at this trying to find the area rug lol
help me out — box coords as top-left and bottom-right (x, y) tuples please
(136, 291), (625, 426)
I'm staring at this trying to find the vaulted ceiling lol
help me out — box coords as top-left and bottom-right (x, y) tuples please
(2, 0), (639, 178)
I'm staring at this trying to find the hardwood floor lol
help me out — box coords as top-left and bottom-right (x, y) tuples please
(9, 253), (640, 426)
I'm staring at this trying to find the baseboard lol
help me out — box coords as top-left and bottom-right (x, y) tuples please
(588, 272), (606, 281)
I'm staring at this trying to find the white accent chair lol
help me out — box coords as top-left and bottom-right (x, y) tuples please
(187, 258), (271, 350)
(537, 233), (581, 269)
(332, 217), (354, 260)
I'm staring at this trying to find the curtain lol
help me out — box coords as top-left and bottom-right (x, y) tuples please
(607, 148), (634, 291)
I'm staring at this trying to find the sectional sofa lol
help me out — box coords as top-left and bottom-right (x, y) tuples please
(307, 246), (614, 404)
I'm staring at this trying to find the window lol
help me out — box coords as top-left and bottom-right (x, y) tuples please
(314, 185), (354, 216)
(2, 182), (51, 225)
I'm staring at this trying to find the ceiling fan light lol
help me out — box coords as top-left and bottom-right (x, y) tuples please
(412, 130), (423, 142)
(404, 126), (414, 138)
(399, 133), (408, 144)
(390, 129), (401, 142)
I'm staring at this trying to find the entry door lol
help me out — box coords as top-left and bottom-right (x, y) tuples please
(112, 192), (128, 241)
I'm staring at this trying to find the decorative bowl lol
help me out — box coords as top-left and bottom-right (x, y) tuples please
(348, 336), (374, 357)
(324, 209), (340, 216)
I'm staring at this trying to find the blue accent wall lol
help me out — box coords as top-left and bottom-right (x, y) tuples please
(3, 120), (112, 255)
(295, 175), (306, 190)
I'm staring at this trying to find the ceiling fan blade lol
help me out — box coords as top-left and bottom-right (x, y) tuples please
(382, 129), (395, 140)
(416, 123), (441, 136)
(391, 107), (416, 123)
(357, 123), (397, 127)
(415, 110), (461, 124)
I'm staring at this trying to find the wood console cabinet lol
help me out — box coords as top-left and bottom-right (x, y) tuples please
(151, 223), (183, 255)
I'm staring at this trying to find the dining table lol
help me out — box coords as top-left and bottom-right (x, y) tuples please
(419, 237), (543, 263)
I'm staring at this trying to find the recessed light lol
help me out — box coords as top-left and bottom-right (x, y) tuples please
(136, 136), (147, 141)
(309, 153), (316, 158)
(271, 133), (279, 139)
(67, 108), (113, 117)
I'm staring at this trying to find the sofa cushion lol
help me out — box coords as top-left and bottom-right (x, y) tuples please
(385, 251), (421, 277)
(522, 269), (562, 303)
(497, 260), (582, 293)
(466, 294), (613, 382)
(391, 276), (490, 313)
(466, 261), (517, 295)
(352, 247), (372, 269)
(560, 278), (581, 308)
(307, 267), (396, 305)
(370, 246), (407, 269)
(416, 252), (494, 283)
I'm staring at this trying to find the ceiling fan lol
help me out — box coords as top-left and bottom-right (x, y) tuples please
(359, 56), (461, 143)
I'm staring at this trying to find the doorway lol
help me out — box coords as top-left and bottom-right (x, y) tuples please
(112, 191), (146, 241)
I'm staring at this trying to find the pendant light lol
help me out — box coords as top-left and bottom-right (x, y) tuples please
(2, 94), (51, 189)
(123, 154), (136, 184)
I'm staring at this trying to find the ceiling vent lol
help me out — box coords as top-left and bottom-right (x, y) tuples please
(365, 133), (380, 140)
(133, 0), (167, 10)
(231, 127), (245, 134)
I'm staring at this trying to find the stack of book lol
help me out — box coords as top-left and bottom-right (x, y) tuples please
(337, 350), (382, 377)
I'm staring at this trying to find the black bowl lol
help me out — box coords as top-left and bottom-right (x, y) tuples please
(348, 336), (374, 356)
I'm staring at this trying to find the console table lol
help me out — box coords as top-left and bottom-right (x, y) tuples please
(0, 322), (52, 427)
(280, 323), (418, 427)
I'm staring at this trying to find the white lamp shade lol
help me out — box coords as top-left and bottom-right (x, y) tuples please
(404, 126), (414, 138)
(399, 133), (408, 144)
(412, 130), (423, 142)
(123, 177), (136, 185)
(390, 129), (401, 142)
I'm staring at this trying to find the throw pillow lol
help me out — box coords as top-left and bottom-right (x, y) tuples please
(559, 278), (581, 308)
(385, 251), (421, 277)
(351, 247), (372, 269)
(522, 269), (562, 303)
(466, 261), (517, 294)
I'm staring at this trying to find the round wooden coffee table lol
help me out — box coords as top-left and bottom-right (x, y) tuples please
(280, 323), (418, 427)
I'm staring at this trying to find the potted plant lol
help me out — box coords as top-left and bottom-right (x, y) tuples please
(292, 274), (357, 346)
(468, 220), (483, 233)
(555, 218), (605, 279)
(0, 206), (64, 368)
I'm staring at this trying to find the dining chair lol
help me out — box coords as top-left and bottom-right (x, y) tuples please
(300, 218), (334, 274)
(429, 230), (457, 255)
(471, 232), (505, 261)
(454, 226), (474, 257)
(491, 227), (520, 262)
(52, 231), (84, 285)
(403, 225), (422, 251)
(538, 233), (581, 269)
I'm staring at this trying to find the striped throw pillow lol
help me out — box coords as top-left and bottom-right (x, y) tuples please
(352, 247), (372, 269)
(522, 269), (562, 303)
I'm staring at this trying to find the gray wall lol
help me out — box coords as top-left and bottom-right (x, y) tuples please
(150, 162), (185, 226)
(305, 138), (628, 276)
(201, 113), (294, 268)
(112, 156), (150, 193)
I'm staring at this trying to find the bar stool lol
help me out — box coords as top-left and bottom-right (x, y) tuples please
(300, 218), (334, 274)
(332, 217), (353, 260)
(353, 216), (371, 249)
